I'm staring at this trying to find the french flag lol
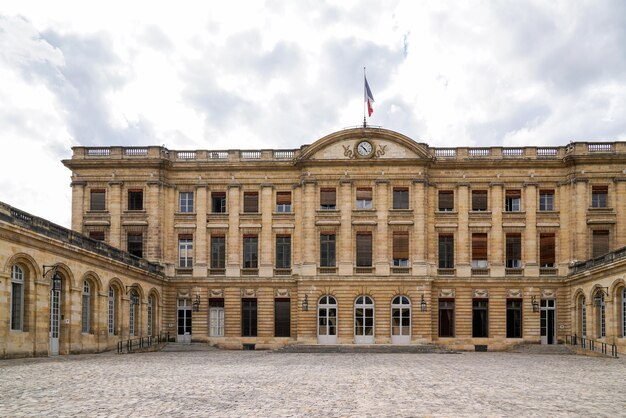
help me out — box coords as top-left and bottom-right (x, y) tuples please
(365, 76), (375, 117)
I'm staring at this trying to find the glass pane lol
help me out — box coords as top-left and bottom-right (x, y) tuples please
(328, 308), (336, 317)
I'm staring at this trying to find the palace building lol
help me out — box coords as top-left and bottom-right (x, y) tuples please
(2, 127), (626, 357)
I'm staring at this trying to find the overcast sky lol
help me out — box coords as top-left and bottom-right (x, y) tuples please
(1, 0), (625, 227)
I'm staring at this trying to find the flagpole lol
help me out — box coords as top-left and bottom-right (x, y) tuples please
(363, 67), (367, 128)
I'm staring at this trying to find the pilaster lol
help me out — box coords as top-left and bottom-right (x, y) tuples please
(574, 179), (588, 261)
(456, 183), (470, 277)
(375, 179), (389, 275)
(524, 183), (538, 276)
(194, 185), (207, 277)
(615, 178), (626, 248)
(259, 184), (274, 277)
(338, 180), (353, 276)
(301, 180), (317, 276)
(108, 181), (123, 248)
(70, 181), (86, 233)
(226, 184), (241, 277)
(412, 179), (427, 275)
(490, 183), (504, 276)
(146, 181), (162, 262)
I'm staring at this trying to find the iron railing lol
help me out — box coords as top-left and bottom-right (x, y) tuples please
(565, 334), (619, 358)
(117, 333), (169, 354)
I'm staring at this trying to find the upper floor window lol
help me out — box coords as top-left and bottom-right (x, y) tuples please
(243, 192), (259, 213)
(392, 188), (409, 209)
(539, 233), (555, 268)
(179, 192), (194, 213)
(178, 235), (193, 268)
(90, 189), (106, 211)
(505, 233), (522, 268)
(276, 192), (292, 213)
(127, 232), (143, 258)
(89, 231), (105, 241)
(11, 265), (24, 331)
(128, 190), (143, 211)
(356, 188), (373, 210)
(320, 233), (336, 267)
(211, 192), (226, 213)
(591, 186), (608, 208)
(438, 234), (454, 269)
(472, 190), (488, 211)
(320, 188), (336, 210)
(275, 235), (292, 269)
(210, 235), (226, 270)
(356, 232), (373, 267)
(82, 281), (91, 334)
(505, 190), (521, 212)
(539, 190), (554, 211)
(592, 230), (609, 258)
(471, 233), (488, 268)
(243, 235), (258, 268)
(392, 232), (409, 266)
(438, 190), (454, 212)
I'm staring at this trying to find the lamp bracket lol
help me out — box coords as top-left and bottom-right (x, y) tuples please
(43, 264), (60, 279)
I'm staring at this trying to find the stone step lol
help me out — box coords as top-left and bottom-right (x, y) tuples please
(161, 343), (220, 352)
(276, 344), (458, 354)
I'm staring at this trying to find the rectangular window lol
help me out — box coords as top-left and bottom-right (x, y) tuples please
(392, 232), (409, 266)
(178, 235), (193, 268)
(438, 190), (454, 212)
(210, 236), (226, 269)
(211, 192), (226, 213)
(438, 234), (454, 268)
(505, 233), (522, 268)
(11, 281), (23, 331)
(438, 300), (455, 337)
(505, 190), (521, 212)
(274, 299), (291, 337)
(276, 192), (292, 213)
(320, 188), (337, 210)
(539, 233), (556, 267)
(179, 192), (194, 213)
(90, 189), (106, 211)
(356, 188), (373, 210)
(592, 230), (609, 258)
(275, 235), (291, 269)
(471, 233), (488, 268)
(82, 288), (90, 334)
(243, 192), (259, 213)
(127, 233), (143, 258)
(241, 299), (257, 337)
(539, 190), (554, 211)
(472, 300), (488, 338)
(89, 231), (105, 241)
(592, 185), (608, 208)
(243, 236), (258, 268)
(392, 188), (409, 209)
(320, 233), (336, 267)
(506, 299), (522, 338)
(472, 190), (488, 211)
(128, 190), (143, 211)
(209, 299), (224, 337)
(356, 232), (372, 267)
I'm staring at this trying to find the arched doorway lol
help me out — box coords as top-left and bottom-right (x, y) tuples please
(391, 296), (411, 345)
(354, 295), (374, 344)
(317, 295), (337, 345)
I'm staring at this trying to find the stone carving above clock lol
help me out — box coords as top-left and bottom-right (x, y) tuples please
(342, 141), (387, 159)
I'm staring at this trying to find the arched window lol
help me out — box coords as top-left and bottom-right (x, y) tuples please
(11, 265), (24, 331)
(317, 296), (337, 344)
(580, 296), (586, 338)
(391, 296), (411, 345)
(147, 296), (154, 337)
(622, 288), (626, 338)
(108, 286), (116, 335)
(354, 295), (374, 344)
(129, 290), (139, 337)
(595, 290), (605, 339)
(82, 281), (91, 333)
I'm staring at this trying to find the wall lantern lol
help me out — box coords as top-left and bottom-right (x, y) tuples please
(531, 295), (539, 313)
(420, 294), (427, 312)
(125, 285), (140, 305)
(43, 264), (62, 291)
(192, 293), (201, 312)
(302, 294), (309, 312)
(593, 287), (608, 307)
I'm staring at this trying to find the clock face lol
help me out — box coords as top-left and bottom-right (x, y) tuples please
(356, 141), (373, 157)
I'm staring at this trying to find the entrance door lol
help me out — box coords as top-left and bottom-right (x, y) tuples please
(354, 295), (374, 344)
(177, 299), (192, 343)
(317, 296), (338, 344)
(50, 289), (60, 356)
(391, 296), (411, 345)
(540, 299), (556, 345)
(209, 306), (224, 337)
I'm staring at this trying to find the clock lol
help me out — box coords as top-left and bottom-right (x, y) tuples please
(356, 140), (373, 157)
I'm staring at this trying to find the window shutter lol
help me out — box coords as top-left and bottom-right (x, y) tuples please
(438, 191), (453, 210)
(320, 188), (336, 205)
(393, 232), (409, 259)
(90, 190), (106, 211)
(356, 232), (372, 266)
(276, 192), (291, 205)
(472, 233), (488, 260)
(356, 188), (372, 200)
(472, 190), (487, 210)
(592, 230), (609, 257)
(178, 234), (193, 240)
(506, 234), (521, 260)
(505, 190), (521, 198)
(243, 192), (258, 212)
(592, 186), (608, 193)
(539, 233), (555, 266)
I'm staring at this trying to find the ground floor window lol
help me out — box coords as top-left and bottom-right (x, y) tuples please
(506, 299), (522, 338)
(274, 299), (290, 337)
(391, 296), (411, 337)
(439, 299), (454, 337)
(242, 299), (257, 337)
(318, 296), (337, 338)
(472, 299), (488, 338)
(354, 296), (374, 338)
(209, 299), (224, 337)
(622, 288), (626, 337)
(581, 297), (586, 338)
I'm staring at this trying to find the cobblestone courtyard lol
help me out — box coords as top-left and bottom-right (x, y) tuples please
(1, 349), (625, 417)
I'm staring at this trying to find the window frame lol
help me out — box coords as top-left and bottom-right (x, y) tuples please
(392, 231), (409, 267)
(320, 188), (337, 210)
(211, 192), (227, 213)
(472, 299), (489, 338)
(210, 235), (226, 269)
(438, 234), (454, 269)
(243, 191), (259, 213)
(539, 190), (554, 211)
(274, 298), (291, 337)
(505, 190), (521, 212)
(241, 298), (258, 337)
(355, 188), (373, 210)
(275, 235), (292, 269)
(471, 190), (488, 211)
(591, 185), (608, 208)
(506, 299), (522, 338)
(243, 235), (259, 269)
(179, 191), (194, 213)
(10, 265), (24, 331)
(127, 189), (144, 211)
(90, 189), (106, 211)
(438, 190), (454, 212)
(438, 299), (455, 338)
(276, 191), (292, 213)
(82, 280), (91, 334)
(178, 235), (194, 268)
(127, 232), (143, 258)
(505, 233), (522, 268)
(392, 188), (409, 210)
(356, 232), (373, 267)
(320, 233), (336, 267)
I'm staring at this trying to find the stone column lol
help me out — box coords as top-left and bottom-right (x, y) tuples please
(146, 181), (162, 262)
(301, 180), (317, 276)
(194, 185), (207, 277)
(456, 183), (470, 277)
(524, 183), (538, 276)
(292, 185), (303, 274)
(375, 179), (390, 275)
(108, 181), (123, 249)
(338, 180), (353, 276)
(259, 184), (274, 277)
(412, 179), (427, 276)
(557, 182), (570, 275)
(615, 178), (626, 248)
(574, 179), (588, 261)
(70, 180), (86, 233)
(226, 184), (241, 277)
(490, 183), (504, 277)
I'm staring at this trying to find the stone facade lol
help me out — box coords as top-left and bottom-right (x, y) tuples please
(2, 127), (626, 357)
